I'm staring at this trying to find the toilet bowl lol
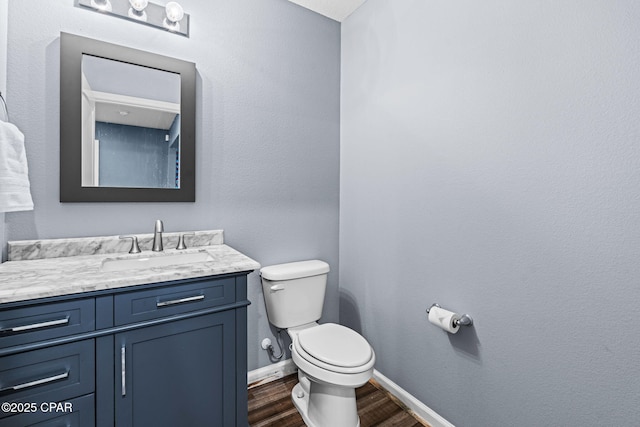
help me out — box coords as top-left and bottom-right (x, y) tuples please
(289, 323), (375, 427)
(260, 260), (375, 427)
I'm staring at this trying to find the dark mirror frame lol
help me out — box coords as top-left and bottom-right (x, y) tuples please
(60, 32), (196, 202)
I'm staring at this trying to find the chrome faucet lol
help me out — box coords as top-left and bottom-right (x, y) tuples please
(152, 220), (164, 252)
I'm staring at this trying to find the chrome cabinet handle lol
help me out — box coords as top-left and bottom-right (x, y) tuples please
(0, 316), (70, 334)
(156, 294), (204, 308)
(0, 371), (69, 392)
(121, 345), (126, 397)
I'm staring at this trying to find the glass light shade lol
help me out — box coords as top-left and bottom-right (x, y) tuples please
(165, 2), (184, 22)
(129, 0), (148, 12)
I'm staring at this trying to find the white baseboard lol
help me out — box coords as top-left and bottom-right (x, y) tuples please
(247, 361), (455, 427)
(373, 369), (455, 427)
(247, 359), (298, 388)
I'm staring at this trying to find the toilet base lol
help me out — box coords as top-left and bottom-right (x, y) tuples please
(291, 382), (360, 427)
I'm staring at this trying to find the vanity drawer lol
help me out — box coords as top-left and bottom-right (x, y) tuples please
(0, 299), (95, 348)
(0, 393), (94, 427)
(0, 340), (95, 420)
(114, 277), (236, 325)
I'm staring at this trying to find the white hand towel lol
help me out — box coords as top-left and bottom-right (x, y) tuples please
(0, 120), (34, 212)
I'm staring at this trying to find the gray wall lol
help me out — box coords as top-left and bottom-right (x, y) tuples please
(0, 1), (8, 257)
(341, 1), (640, 426)
(4, 0), (340, 371)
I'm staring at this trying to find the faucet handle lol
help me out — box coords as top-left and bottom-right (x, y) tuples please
(119, 235), (141, 254)
(176, 232), (195, 250)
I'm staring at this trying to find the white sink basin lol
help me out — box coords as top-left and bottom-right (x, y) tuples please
(101, 251), (213, 272)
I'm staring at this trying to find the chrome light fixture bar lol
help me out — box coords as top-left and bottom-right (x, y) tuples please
(77, 0), (190, 37)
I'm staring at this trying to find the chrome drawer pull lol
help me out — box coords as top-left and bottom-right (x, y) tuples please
(0, 371), (69, 392)
(156, 294), (205, 308)
(121, 345), (126, 397)
(0, 316), (70, 334)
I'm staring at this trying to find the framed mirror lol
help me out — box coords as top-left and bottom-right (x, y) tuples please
(60, 32), (196, 202)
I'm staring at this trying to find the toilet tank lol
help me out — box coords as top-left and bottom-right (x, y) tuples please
(260, 260), (330, 329)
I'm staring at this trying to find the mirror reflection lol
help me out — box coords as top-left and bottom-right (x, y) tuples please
(80, 55), (181, 189)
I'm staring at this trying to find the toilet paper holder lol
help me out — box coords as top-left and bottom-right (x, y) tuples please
(426, 303), (473, 327)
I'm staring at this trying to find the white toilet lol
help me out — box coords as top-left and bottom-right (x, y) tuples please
(260, 260), (375, 427)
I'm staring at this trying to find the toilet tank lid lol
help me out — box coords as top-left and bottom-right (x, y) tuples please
(260, 260), (330, 281)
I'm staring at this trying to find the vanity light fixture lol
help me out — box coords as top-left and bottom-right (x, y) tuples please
(77, 0), (190, 37)
(128, 0), (149, 21)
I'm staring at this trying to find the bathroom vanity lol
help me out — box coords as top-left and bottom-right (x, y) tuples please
(0, 230), (260, 427)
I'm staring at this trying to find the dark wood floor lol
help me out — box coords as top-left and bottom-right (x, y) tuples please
(248, 374), (430, 427)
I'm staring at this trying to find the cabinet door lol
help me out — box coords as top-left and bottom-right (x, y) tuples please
(115, 311), (236, 427)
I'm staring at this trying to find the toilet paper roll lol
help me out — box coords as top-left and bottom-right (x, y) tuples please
(428, 306), (460, 334)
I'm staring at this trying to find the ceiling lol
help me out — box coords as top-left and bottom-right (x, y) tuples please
(287, 0), (367, 22)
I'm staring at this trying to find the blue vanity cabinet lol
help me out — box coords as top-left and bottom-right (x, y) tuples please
(0, 272), (251, 427)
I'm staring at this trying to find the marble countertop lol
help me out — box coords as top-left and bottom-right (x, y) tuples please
(0, 231), (260, 304)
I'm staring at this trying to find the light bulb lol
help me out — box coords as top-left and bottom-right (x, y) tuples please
(163, 2), (184, 31)
(165, 2), (184, 23)
(129, 0), (148, 12)
(128, 0), (148, 20)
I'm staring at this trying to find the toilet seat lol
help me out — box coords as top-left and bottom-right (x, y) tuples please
(294, 323), (374, 374)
